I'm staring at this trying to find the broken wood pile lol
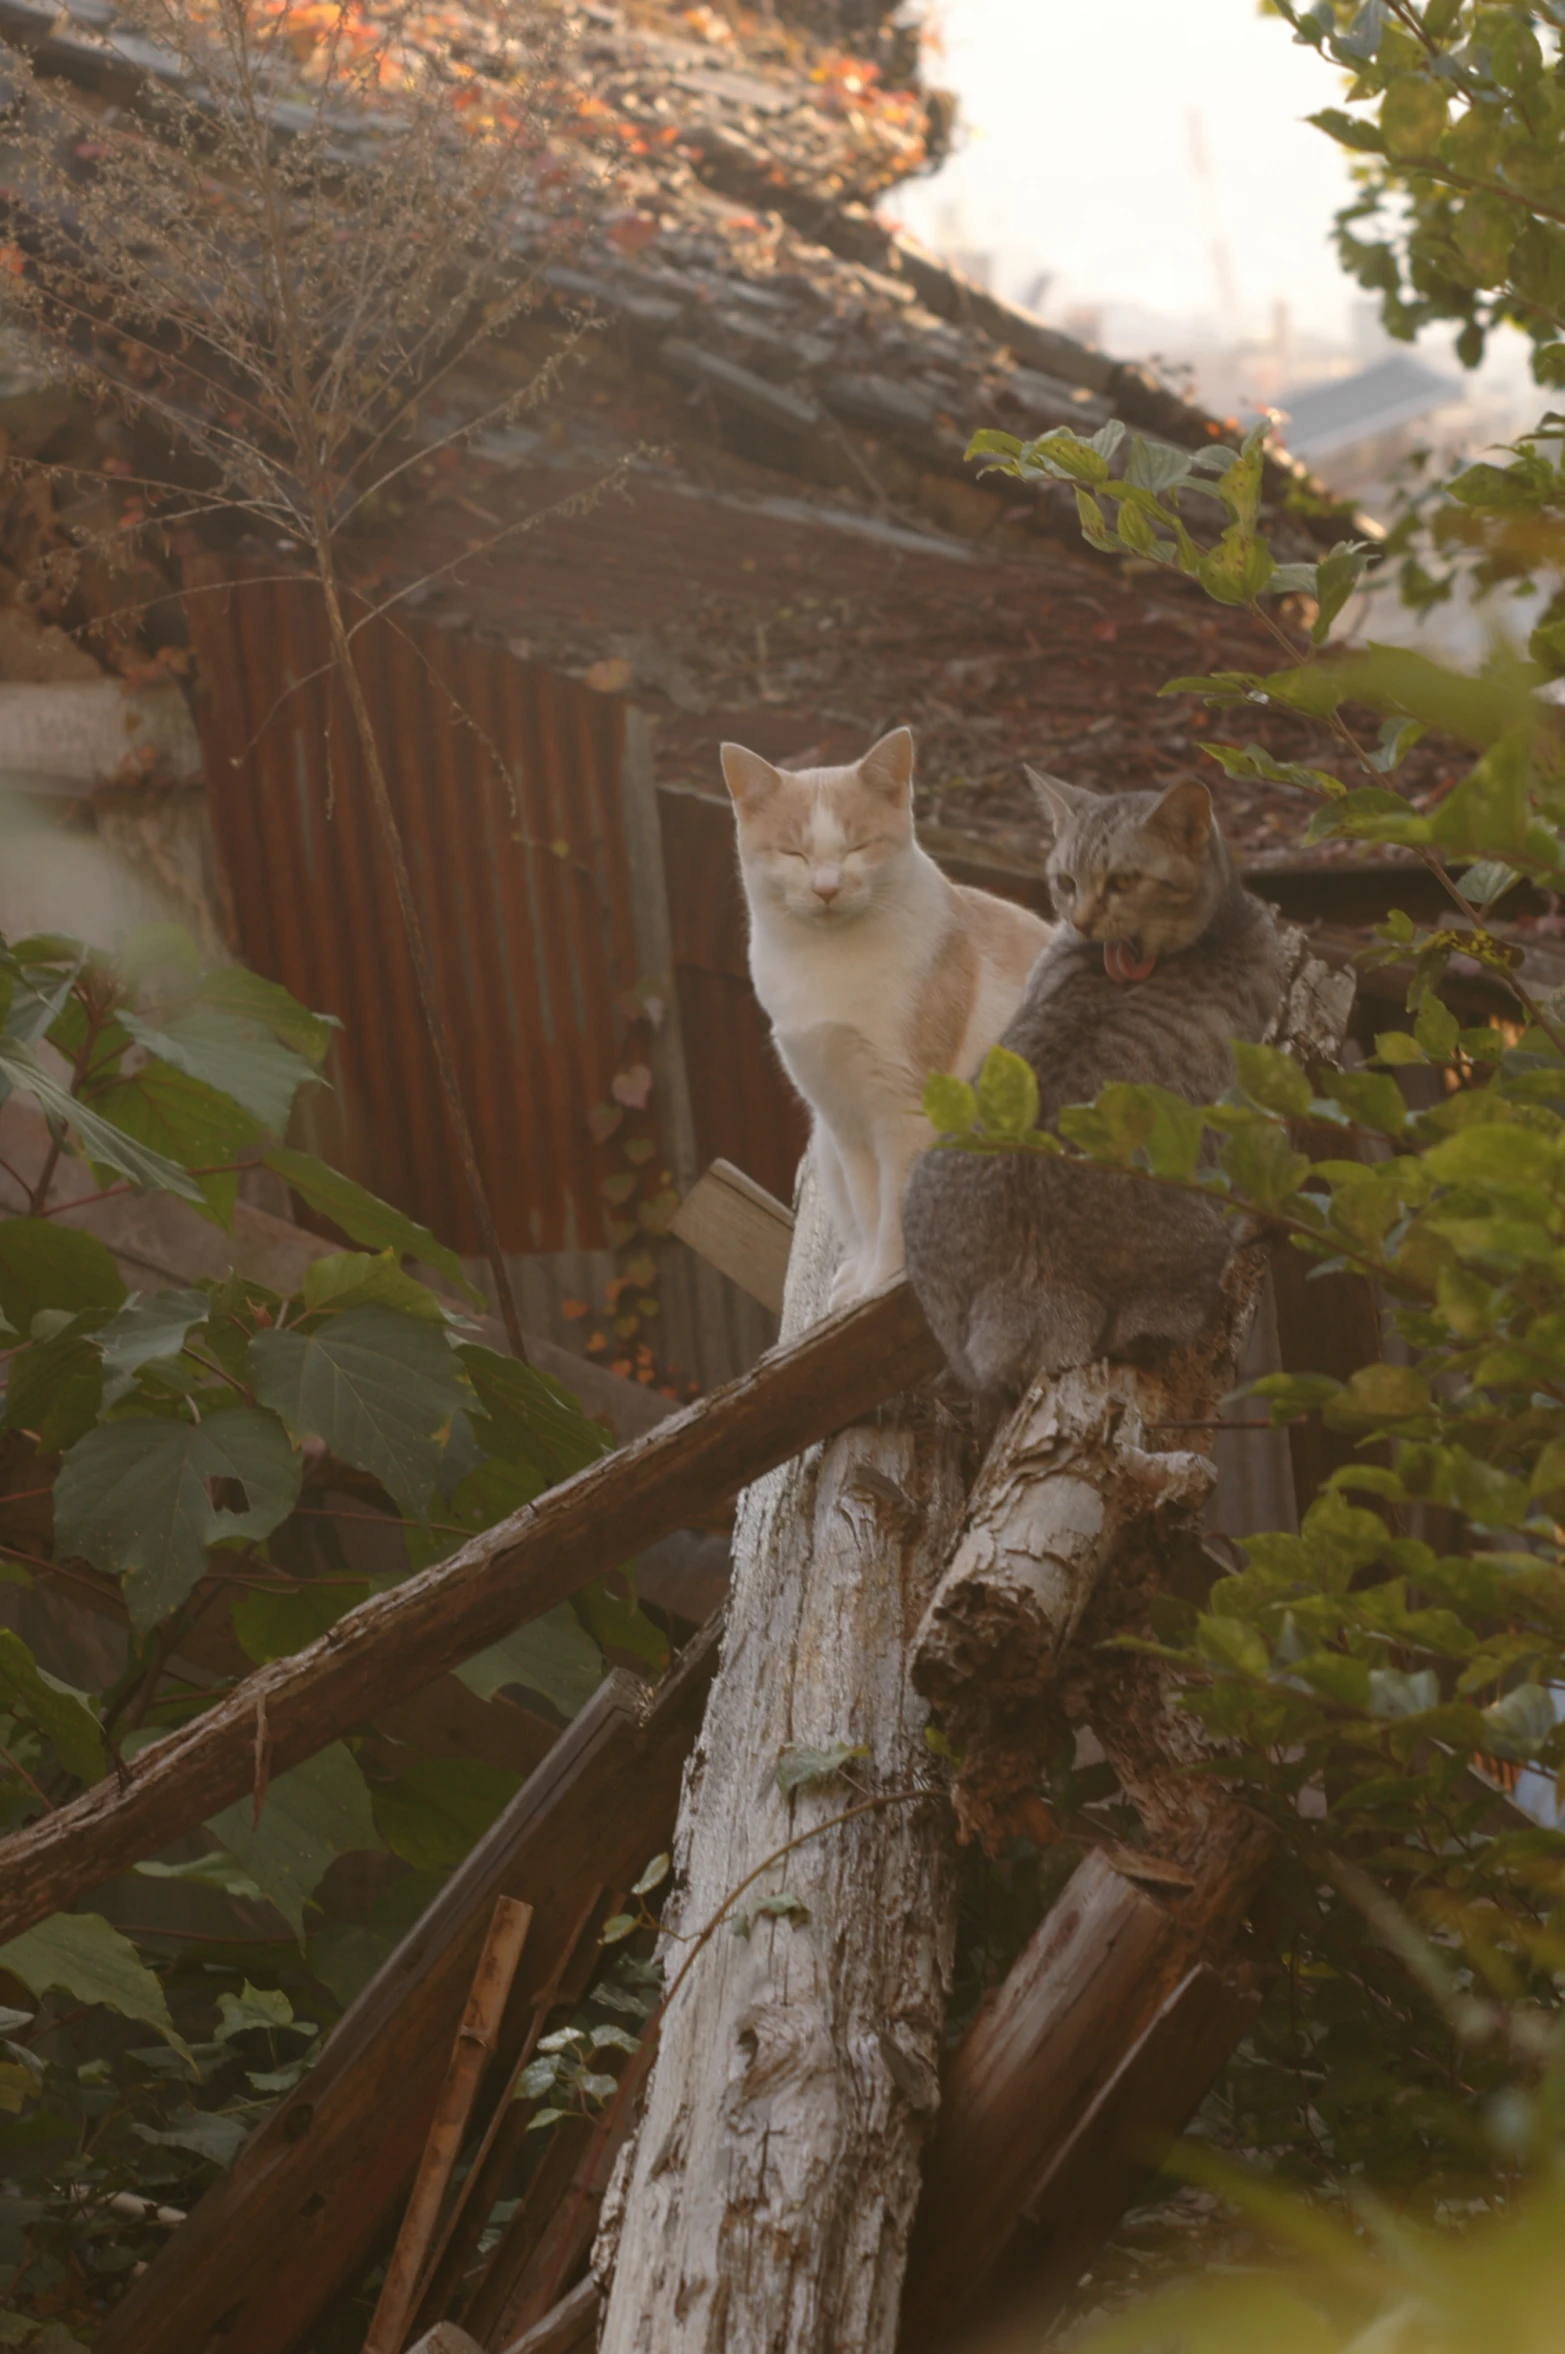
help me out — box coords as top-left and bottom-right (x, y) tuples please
(53, 922), (1372, 2354)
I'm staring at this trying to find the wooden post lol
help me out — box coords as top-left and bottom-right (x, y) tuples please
(366, 1895), (533, 2354)
(595, 1174), (968, 2354)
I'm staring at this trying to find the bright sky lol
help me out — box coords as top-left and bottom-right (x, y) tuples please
(895, 0), (1362, 347)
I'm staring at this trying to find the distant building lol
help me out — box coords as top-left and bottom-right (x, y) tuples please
(1276, 351), (1463, 496)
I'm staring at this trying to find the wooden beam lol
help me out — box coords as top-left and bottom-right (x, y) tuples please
(501, 2279), (603, 2354)
(669, 1158), (794, 1313)
(0, 1277), (940, 1945)
(966, 1959), (1260, 2339)
(96, 1630), (719, 2354)
(898, 1842), (1269, 2353)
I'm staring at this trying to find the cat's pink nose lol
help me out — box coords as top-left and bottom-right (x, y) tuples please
(813, 874), (841, 903)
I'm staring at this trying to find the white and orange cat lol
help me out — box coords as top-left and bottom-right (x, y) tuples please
(721, 726), (1050, 1308)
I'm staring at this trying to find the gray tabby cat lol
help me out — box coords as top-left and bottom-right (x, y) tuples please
(902, 771), (1284, 1400)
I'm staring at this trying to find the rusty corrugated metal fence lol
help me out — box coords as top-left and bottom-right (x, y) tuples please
(185, 559), (645, 1259)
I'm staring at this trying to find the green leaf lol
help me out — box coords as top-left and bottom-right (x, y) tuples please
(371, 1756), (522, 1871)
(134, 2108), (249, 2168)
(120, 1008), (318, 1135)
(0, 1630), (103, 1783)
(0, 1036), (202, 1202)
(214, 1979), (297, 2041)
(775, 1740), (870, 1796)
(459, 1345), (610, 1488)
(571, 1577), (668, 1675)
(1480, 1682), (1557, 1762)
(263, 1147), (481, 1303)
(88, 1057), (263, 1223)
(730, 1892), (809, 1941)
(1375, 1030), (1427, 1066)
(248, 1304), (469, 1520)
(94, 1287), (210, 1407)
(453, 1603), (604, 1716)
(1321, 1069), (1408, 1137)
(1198, 526), (1275, 606)
(1123, 435), (1192, 493)
(1246, 1371), (1343, 1420)
(3, 1318), (107, 1452)
(54, 1407), (303, 1633)
(229, 1573), (370, 1665)
(1307, 104), (1386, 154)
(1414, 995), (1460, 1062)
(632, 1852), (671, 1898)
(1220, 1123), (1310, 1211)
(1312, 540), (1368, 643)
(0, 1913), (188, 2057)
(0, 1222), (125, 1335)
(301, 1250), (447, 1325)
(1233, 1043), (1313, 1119)
(197, 967), (339, 1068)
(1326, 1365), (1430, 1425)
(974, 1046), (1039, 1137)
(1199, 740), (1343, 797)
(1368, 1666), (1440, 1719)
(599, 1914), (638, 1945)
(1380, 75), (1447, 156)
(923, 1073), (978, 1136)
(207, 1743), (381, 1937)
(1458, 858), (1524, 910)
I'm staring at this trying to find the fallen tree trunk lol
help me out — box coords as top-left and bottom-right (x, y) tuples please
(594, 1174), (967, 2354)
(0, 1282), (939, 1943)
(912, 931), (1353, 1842)
(96, 1633), (718, 2354)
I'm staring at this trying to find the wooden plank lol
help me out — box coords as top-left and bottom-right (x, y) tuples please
(96, 1630), (719, 2354)
(32, 1551), (559, 1787)
(501, 2279), (603, 2354)
(669, 1157), (794, 1313)
(0, 1275), (940, 1943)
(898, 1842), (1270, 2353)
(970, 1960), (1260, 2337)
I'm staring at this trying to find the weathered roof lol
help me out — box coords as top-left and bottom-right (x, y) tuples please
(1279, 352), (1463, 462)
(0, 0), (1396, 874)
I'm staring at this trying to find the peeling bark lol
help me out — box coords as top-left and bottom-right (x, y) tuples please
(595, 1174), (966, 2354)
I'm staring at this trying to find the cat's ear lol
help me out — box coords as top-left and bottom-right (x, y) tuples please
(1146, 779), (1214, 856)
(858, 726), (915, 803)
(1025, 766), (1089, 835)
(721, 742), (783, 810)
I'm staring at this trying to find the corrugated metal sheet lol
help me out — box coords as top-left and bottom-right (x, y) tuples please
(184, 559), (644, 1257)
(657, 781), (808, 1204)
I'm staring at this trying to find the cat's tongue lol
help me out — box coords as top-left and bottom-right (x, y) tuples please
(1104, 939), (1157, 983)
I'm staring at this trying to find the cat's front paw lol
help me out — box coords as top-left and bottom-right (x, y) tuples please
(827, 1258), (865, 1312)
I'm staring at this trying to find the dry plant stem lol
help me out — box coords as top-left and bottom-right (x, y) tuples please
(364, 1894), (534, 2354)
(410, 1885), (611, 2333)
(316, 560), (528, 1355)
(596, 1169), (966, 2354)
